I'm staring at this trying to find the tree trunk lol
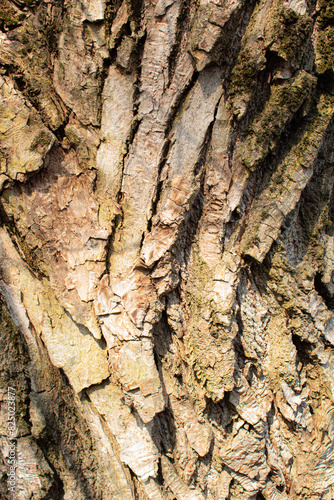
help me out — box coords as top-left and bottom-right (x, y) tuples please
(0, 0), (334, 498)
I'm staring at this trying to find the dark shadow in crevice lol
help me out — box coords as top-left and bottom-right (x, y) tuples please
(291, 334), (315, 364)
(314, 272), (334, 310)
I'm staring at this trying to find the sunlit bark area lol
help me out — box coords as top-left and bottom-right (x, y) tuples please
(1, 0), (334, 498)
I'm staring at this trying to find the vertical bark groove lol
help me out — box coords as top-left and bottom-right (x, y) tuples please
(1, 1), (334, 499)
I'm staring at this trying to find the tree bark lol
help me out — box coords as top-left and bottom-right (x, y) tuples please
(0, 0), (334, 498)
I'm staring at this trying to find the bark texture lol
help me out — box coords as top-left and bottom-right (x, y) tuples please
(0, 0), (334, 498)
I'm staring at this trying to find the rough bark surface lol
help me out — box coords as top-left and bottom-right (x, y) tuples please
(0, 0), (334, 499)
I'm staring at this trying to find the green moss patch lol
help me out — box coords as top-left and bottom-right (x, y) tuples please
(238, 70), (317, 171)
(266, 6), (313, 62)
(316, 0), (334, 76)
(229, 0), (313, 118)
(229, 46), (266, 112)
(0, 1), (25, 30)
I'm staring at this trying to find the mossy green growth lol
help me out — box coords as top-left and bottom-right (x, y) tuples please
(186, 246), (212, 319)
(276, 92), (334, 185)
(264, 0), (313, 63)
(229, 46), (266, 111)
(229, 0), (312, 116)
(267, 207), (328, 310)
(240, 93), (334, 262)
(238, 70), (317, 171)
(317, 0), (334, 28)
(184, 246), (236, 401)
(0, 1), (25, 30)
(185, 248), (213, 394)
(228, 1), (267, 115)
(315, 0), (334, 76)
(316, 27), (334, 76)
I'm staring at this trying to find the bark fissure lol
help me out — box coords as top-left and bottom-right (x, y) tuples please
(1, 0), (334, 499)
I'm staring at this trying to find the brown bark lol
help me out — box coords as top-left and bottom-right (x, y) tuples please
(0, 0), (334, 499)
